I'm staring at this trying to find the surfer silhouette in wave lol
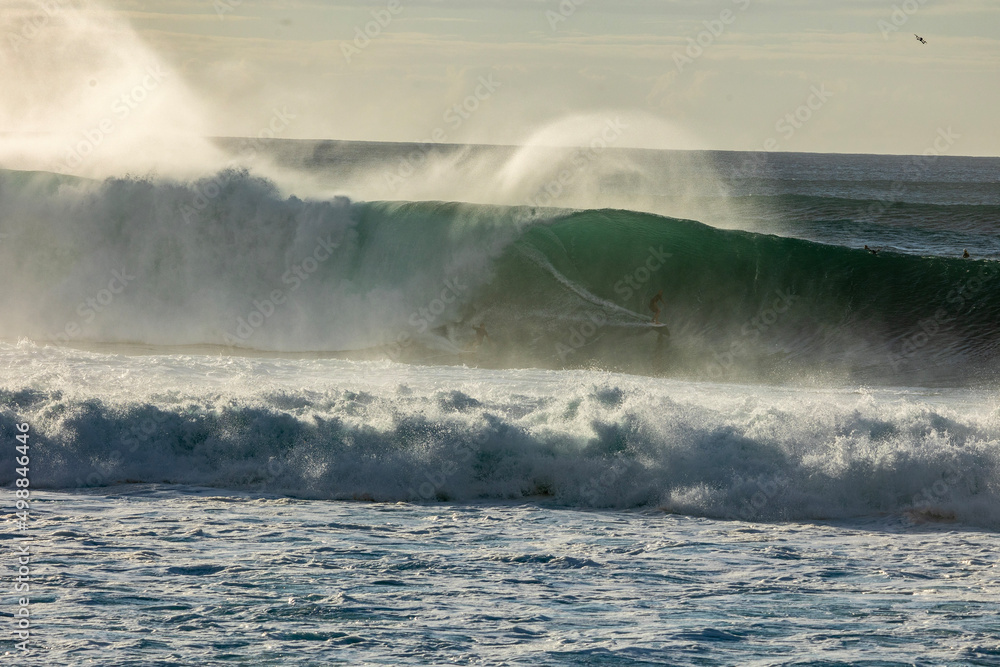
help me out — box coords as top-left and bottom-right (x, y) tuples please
(650, 290), (664, 324)
(473, 323), (489, 349)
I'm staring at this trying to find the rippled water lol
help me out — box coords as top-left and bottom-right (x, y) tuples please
(7, 488), (999, 665)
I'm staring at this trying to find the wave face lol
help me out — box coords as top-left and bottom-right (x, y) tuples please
(2, 168), (1000, 385)
(1, 347), (998, 529)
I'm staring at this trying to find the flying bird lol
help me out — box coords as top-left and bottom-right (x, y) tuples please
(915, 34), (927, 44)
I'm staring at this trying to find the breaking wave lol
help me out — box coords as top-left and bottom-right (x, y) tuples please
(2, 168), (1000, 385)
(1, 352), (997, 529)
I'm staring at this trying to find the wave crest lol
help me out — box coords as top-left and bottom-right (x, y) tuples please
(3, 168), (1000, 385)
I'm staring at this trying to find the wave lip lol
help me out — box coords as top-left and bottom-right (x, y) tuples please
(3, 167), (1000, 385)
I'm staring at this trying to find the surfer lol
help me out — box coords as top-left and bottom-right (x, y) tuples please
(649, 290), (664, 324)
(963, 249), (970, 258)
(473, 323), (489, 349)
(865, 245), (880, 256)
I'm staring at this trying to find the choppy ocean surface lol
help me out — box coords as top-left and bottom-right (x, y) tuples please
(2, 144), (1000, 664)
(13, 489), (1000, 665)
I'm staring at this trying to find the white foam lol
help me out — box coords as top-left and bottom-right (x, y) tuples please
(2, 343), (997, 530)
(0, 171), (523, 352)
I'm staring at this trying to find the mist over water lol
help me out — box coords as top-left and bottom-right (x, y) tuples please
(0, 1), (766, 371)
(0, 1), (740, 222)
(0, 0), (230, 178)
(0, 0), (998, 517)
(0, 0), (759, 364)
(5, 5), (1000, 666)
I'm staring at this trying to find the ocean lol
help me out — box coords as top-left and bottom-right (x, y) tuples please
(2, 142), (1000, 665)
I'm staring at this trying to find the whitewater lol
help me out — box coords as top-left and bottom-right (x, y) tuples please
(3, 143), (1000, 664)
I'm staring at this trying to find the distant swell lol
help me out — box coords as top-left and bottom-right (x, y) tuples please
(2, 168), (1000, 386)
(735, 193), (1000, 231)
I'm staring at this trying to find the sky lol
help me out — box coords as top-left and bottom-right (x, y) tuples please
(3, 0), (1000, 156)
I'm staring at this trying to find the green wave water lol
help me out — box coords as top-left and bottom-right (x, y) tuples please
(445, 206), (1000, 385)
(2, 168), (998, 386)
